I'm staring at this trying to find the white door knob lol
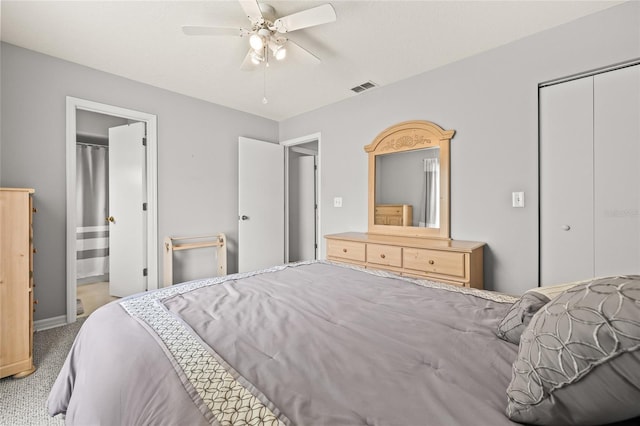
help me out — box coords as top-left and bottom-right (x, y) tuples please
(561, 225), (571, 231)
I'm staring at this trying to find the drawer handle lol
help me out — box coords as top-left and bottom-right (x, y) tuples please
(428, 260), (435, 265)
(380, 254), (386, 259)
(342, 248), (347, 253)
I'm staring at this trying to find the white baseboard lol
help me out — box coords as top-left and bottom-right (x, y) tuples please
(34, 315), (68, 331)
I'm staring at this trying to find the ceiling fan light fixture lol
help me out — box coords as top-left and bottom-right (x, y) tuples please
(183, 0), (338, 103)
(250, 50), (264, 64)
(274, 46), (287, 61)
(249, 33), (264, 50)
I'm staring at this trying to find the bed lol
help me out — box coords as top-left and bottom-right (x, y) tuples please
(47, 261), (640, 425)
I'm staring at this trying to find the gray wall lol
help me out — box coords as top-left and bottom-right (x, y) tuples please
(0, 42), (278, 320)
(279, 2), (640, 295)
(1, 2), (638, 321)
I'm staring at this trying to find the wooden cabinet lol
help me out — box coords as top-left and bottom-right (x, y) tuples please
(0, 188), (36, 379)
(374, 204), (412, 226)
(325, 232), (484, 289)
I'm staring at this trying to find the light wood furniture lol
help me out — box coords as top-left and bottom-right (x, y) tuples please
(0, 188), (36, 379)
(366, 120), (453, 239)
(163, 234), (227, 286)
(326, 120), (485, 289)
(326, 232), (484, 288)
(374, 204), (412, 226)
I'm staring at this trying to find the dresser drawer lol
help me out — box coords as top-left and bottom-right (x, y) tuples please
(366, 244), (402, 267)
(375, 205), (403, 216)
(327, 240), (366, 262)
(403, 248), (465, 278)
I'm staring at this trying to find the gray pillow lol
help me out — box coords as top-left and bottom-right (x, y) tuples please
(506, 276), (640, 425)
(496, 291), (550, 345)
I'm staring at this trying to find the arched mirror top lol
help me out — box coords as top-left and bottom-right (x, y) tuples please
(365, 120), (455, 239)
(364, 120), (455, 155)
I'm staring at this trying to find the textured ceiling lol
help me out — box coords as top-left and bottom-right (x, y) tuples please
(1, 1), (623, 121)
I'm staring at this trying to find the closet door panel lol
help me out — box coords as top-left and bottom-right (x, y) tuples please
(540, 77), (594, 286)
(594, 65), (640, 276)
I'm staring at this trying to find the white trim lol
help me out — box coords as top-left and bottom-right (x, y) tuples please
(66, 96), (158, 325)
(539, 58), (640, 88)
(280, 132), (321, 147)
(34, 315), (68, 332)
(280, 133), (322, 261)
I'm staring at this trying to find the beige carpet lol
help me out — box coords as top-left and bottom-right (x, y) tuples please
(0, 319), (85, 425)
(0, 284), (116, 424)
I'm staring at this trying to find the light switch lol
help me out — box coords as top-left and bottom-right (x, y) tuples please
(333, 197), (343, 208)
(512, 192), (525, 208)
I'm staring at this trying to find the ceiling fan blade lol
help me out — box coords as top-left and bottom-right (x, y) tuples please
(273, 4), (336, 33)
(238, 0), (264, 23)
(286, 40), (321, 65)
(182, 26), (243, 36)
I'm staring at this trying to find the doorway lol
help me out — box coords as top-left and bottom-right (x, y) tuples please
(287, 142), (318, 262)
(75, 110), (127, 317)
(282, 133), (321, 263)
(65, 97), (158, 324)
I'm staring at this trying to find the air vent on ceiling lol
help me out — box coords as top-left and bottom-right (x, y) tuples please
(350, 81), (377, 93)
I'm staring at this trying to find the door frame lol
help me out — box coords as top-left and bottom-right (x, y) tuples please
(280, 132), (322, 261)
(65, 96), (158, 324)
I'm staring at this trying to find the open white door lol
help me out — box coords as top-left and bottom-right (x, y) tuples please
(238, 137), (284, 272)
(108, 122), (147, 297)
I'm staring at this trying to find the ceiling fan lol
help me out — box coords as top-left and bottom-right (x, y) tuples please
(182, 1), (337, 71)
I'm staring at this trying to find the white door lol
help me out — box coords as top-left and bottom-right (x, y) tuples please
(540, 64), (640, 286)
(108, 122), (147, 297)
(593, 65), (640, 276)
(238, 137), (284, 272)
(540, 77), (594, 286)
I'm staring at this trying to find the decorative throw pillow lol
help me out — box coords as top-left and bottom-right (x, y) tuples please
(506, 276), (640, 425)
(496, 280), (586, 345)
(496, 291), (550, 345)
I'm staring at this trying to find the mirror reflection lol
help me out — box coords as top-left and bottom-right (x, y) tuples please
(375, 147), (440, 228)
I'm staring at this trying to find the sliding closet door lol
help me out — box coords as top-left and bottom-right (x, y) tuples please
(593, 65), (640, 276)
(540, 77), (594, 286)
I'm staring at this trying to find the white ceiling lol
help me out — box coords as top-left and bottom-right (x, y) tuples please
(1, 1), (623, 121)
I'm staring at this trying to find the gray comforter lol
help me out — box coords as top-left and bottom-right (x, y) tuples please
(48, 261), (523, 425)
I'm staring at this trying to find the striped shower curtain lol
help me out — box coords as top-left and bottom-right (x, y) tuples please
(76, 144), (110, 279)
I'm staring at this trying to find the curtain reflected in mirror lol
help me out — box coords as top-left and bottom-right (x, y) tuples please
(375, 147), (440, 228)
(421, 156), (440, 228)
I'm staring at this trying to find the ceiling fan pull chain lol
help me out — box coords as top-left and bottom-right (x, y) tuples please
(262, 53), (268, 104)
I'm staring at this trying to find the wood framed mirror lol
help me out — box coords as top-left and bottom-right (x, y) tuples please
(364, 120), (454, 240)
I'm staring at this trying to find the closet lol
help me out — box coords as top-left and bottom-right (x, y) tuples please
(540, 64), (640, 286)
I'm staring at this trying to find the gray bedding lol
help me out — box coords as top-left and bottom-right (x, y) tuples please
(48, 261), (523, 425)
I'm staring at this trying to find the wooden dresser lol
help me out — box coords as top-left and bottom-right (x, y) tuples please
(0, 188), (36, 378)
(374, 204), (412, 226)
(332, 121), (486, 290)
(326, 232), (484, 289)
